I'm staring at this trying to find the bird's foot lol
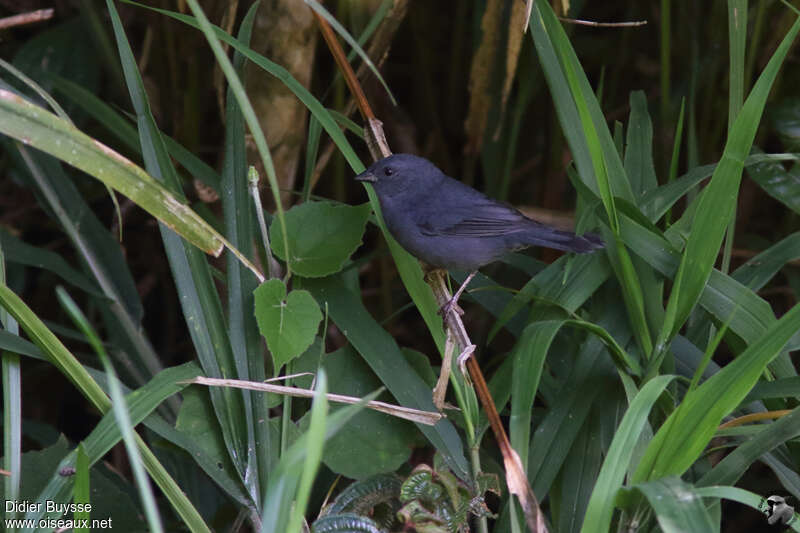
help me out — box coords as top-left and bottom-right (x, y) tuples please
(457, 344), (476, 377)
(438, 297), (465, 317)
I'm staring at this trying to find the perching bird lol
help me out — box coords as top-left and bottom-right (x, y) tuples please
(355, 153), (604, 314)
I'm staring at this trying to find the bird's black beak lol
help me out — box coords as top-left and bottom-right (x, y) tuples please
(354, 170), (377, 183)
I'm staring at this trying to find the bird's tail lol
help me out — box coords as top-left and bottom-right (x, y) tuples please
(520, 224), (605, 254)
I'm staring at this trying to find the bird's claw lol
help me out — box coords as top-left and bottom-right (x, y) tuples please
(457, 344), (476, 376)
(438, 298), (464, 317)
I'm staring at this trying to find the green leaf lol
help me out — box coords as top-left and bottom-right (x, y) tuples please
(0, 229), (101, 297)
(732, 232), (800, 291)
(3, 437), (147, 532)
(287, 370), (328, 533)
(106, 0), (254, 497)
(261, 379), (368, 533)
(747, 154), (800, 215)
(624, 91), (658, 198)
(655, 14), (800, 352)
(627, 477), (716, 532)
(0, 89), (224, 256)
(175, 387), (238, 486)
(254, 279), (323, 371)
(641, 153), (800, 223)
(221, 0), (271, 506)
(771, 98), (800, 149)
(56, 286), (164, 532)
(270, 202), (371, 278)
(73, 444), (91, 532)
(296, 345), (415, 479)
(580, 375), (675, 533)
(634, 301), (800, 481)
(511, 321), (562, 471)
(302, 275), (469, 479)
(699, 406), (800, 487)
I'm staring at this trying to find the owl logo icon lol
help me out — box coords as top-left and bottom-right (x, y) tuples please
(762, 495), (795, 528)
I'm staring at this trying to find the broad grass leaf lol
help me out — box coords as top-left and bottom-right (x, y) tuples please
(747, 156), (800, 215)
(634, 302), (800, 482)
(626, 477), (715, 533)
(580, 375), (675, 533)
(699, 406), (800, 487)
(771, 98), (800, 149)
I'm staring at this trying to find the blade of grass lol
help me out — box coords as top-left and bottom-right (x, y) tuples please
(624, 91), (658, 199)
(663, 99), (685, 225)
(221, 1), (270, 501)
(181, 0), (290, 274)
(634, 301), (800, 481)
(0, 55), (124, 240)
(105, 0), (256, 504)
(530, 0), (653, 357)
(0, 229), (102, 297)
(57, 287), (164, 533)
(628, 477), (716, 532)
(489, 253), (611, 343)
(261, 383), (373, 533)
(700, 406), (800, 487)
(721, 0), (748, 275)
(0, 56), (70, 120)
(73, 444), (90, 532)
(0, 91), (223, 255)
(0, 283), (208, 530)
(13, 144), (163, 387)
(286, 370), (328, 533)
(617, 208), (798, 379)
(580, 375), (675, 533)
(52, 76), (221, 191)
(304, 0), (397, 105)
(643, 153), (800, 223)
(652, 13), (800, 367)
(0, 240), (22, 510)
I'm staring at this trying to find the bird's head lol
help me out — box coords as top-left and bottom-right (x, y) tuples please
(355, 153), (441, 199)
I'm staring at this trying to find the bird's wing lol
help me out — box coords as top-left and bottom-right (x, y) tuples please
(418, 202), (532, 237)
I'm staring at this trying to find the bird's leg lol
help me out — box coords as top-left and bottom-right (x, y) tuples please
(457, 343), (476, 379)
(438, 271), (477, 318)
(432, 327), (456, 410)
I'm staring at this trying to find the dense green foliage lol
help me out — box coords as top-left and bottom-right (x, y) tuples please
(1, 1), (800, 532)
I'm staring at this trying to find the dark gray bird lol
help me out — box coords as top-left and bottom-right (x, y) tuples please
(355, 153), (604, 314)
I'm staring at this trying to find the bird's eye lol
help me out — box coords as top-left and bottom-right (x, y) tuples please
(384, 167), (393, 176)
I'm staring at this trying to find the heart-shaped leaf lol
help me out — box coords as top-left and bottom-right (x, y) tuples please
(254, 279), (322, 370)
(270, 201), (371, 278)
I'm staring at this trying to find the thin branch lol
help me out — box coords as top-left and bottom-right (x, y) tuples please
(0, 9), (54, 30)
(310, 9), (374, 121)
(558, 16), (648, 27)
(187, 376), (443, 425)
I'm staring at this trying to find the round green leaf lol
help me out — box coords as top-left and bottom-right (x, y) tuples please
(296, 345), (416, 479)
(254, 279), (322, 370)
(269, 201), (371, 277)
